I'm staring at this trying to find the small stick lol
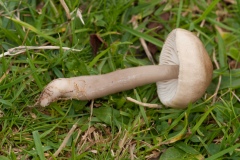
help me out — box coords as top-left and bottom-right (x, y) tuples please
(51, 121), (78, 159)
(126, 97), (162, 108)
(0, 46), (82, 58)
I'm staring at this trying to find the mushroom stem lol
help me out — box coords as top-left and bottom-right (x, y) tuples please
(38, 65), (179, 107)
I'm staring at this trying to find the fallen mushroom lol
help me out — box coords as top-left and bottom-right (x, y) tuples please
(36, 28), (213, 108)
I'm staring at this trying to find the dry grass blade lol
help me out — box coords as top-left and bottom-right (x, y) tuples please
(51, 121), (79, 159)
(126, 97), (162, 108)
(129, 143), (136, 160)
(0, 68), (10, 83)
(77, 100), (94, 154)
(77, 8), (85, 25)
(232, 91), (240, 102)
(212, 50), (222, 104)
(0, 46), (82, 58)
(116, 130), (133, 159)
(0, 109), (4, 118)
(60, 0), (71, 20)
(130, 15), (156, 65)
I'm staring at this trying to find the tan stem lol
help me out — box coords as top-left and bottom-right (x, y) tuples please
(38, 65), (179, 107)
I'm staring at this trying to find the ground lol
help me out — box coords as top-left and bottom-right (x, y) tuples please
(0, 0), (240, 159)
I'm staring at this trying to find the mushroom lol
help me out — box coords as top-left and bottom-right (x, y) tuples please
(36, 28), (213, 108)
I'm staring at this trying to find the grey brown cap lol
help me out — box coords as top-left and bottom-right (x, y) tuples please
(157, 28), (213, 108)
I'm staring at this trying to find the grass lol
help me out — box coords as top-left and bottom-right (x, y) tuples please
(0, 0), (240, 159)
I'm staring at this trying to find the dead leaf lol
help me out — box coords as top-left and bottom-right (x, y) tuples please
(147, 12), (170, 33)
(160, 12), (170, 21)
(90, 34), (108, 55)
(147, 42), (158, 55)
(229, 59), (240, 69)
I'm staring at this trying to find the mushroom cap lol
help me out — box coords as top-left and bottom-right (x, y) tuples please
(157, 28), (213, 108)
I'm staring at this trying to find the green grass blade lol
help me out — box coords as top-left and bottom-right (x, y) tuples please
(176, 0), (183, 28)
(88, 48), (110, 68)
(119, 25), (163, 47)
(6, 17), (61, 45)
(134, 89), (149, 126)
(191, 106), (215, 134)
(10, 81), (26, 103)
(27, 53), (43, 89)
(183, 0), (220, 28)
(0, 99), (12, 107)
(162, 112), (188, 144)
(207, 18), (240, 34)
(35, 0), (49, 30)
(0, 73), (31, 90)
(216, 31), (227, 68)
(0, 156), (9, 160)
(205, 143), (240, 160)
(52, 67), (64, 78)
(32, 131), (46, 160)
(0, 27), (22, 45)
